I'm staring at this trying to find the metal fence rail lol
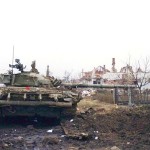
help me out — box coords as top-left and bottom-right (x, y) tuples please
(64, 83), (150, 105)
(114, 88), (150, 105)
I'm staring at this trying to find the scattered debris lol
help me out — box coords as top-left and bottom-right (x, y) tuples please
(61, 123), (90, 140)
(47, 129), (53, 133)
(81, 90), (91, 97)
(60, 135), (66, 138)
(111, 146), (120, 150)
(70, 119), (74, 122)
(27, 125), (34, 130)
(42, 135), (59, 145)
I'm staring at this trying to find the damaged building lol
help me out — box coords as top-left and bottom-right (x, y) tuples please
(80, 58), (137, 85)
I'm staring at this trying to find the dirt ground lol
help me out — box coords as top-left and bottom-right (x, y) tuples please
(0, 98), (150, 150)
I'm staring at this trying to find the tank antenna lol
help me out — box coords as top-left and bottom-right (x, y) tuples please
(11, 45), (15, 74)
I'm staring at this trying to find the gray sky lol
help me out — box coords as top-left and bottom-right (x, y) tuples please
(0, 0), (150, 78)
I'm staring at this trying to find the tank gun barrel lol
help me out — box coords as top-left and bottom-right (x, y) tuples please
(62, 83), (137, 89)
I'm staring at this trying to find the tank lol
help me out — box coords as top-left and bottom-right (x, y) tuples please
(0, 59), (82, 119)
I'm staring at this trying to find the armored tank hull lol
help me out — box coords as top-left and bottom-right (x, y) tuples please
(0, 59), (81, 119)
(0, 86), (80, 118)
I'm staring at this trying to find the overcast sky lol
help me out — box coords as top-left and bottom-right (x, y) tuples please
(0, 0), (150, 78)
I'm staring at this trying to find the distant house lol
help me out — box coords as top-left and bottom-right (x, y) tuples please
(80, 59), (137, 85)
(73, 58), (150, 90)
(81, 65), (110, 84)
(102, 72), (124, 84)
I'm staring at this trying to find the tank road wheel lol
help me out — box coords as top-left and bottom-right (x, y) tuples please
(0, 108), (4, 123)
(60, 104), (77, 120)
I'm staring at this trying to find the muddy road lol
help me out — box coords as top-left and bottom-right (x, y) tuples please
(0, 99), (150, 150)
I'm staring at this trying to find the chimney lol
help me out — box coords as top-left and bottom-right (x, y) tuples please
(103, 65), (105, 70)
(46, 65), (49, 77)
(81, 69), (84, 77)
(103, 65), (106, 73)
(112, 58), (115, 66)
(112, 58), (117, 72)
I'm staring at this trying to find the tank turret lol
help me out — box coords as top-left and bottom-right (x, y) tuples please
(1, 59), (62, 88)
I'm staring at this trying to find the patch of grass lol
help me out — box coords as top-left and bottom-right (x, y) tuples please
(92, 92), (114, 104)
(78, 99), (100, 108)
(77, 98), (116, 113)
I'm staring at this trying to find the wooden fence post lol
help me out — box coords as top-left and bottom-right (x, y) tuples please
(113, 88), (119, 104)
(128, 87), (132, 106)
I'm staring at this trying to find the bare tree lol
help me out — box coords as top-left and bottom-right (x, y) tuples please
(63, 71), (71, 83)
(133, 57), (150, 94)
